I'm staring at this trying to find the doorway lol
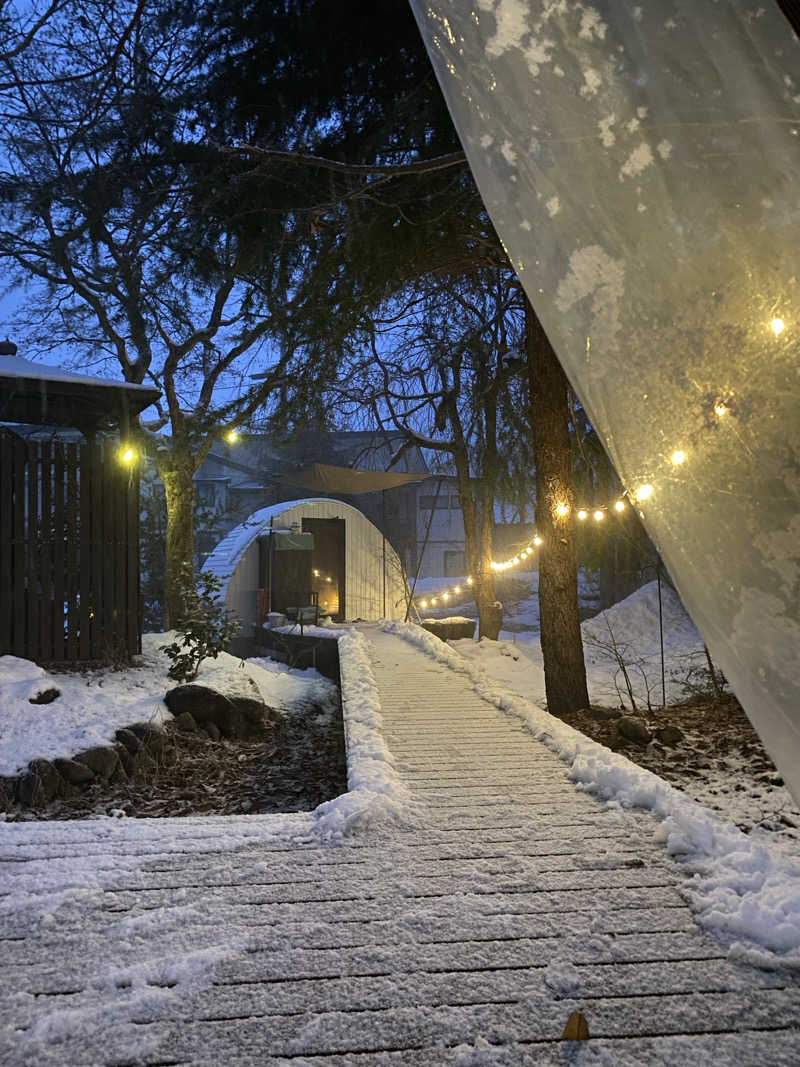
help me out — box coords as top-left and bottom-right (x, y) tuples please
(303, 517), (346, 620)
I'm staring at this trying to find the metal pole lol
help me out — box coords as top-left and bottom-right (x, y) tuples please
(405, 477), (443, 622)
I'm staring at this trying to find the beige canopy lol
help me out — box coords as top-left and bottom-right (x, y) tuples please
(284, 462), (429, 495)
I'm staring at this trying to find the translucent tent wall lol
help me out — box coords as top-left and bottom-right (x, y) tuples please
(409, 1), (800, 799)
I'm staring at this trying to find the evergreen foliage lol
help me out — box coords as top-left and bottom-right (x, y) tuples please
(160, 570), (240, 682)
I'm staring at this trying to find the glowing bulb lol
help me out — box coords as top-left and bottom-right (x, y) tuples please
(431, 598), (438, 605)
(671, 450), (686, 466)
(533, 535), (543, 546)
(635, 484), (653, 502)
(313, 569), (320, 577)
(442, 592), (449, 601)
(593, 510), (604, 521)
(577, 509), (588, 521)
(226, 429), (239, 443)
(326, 576), (332, 582)
(453, 585), (461, 594)
(615, 500), (625, 512)
(120, 446), (135, 464)
(466, 577), (473, 585)
(555, 503), (569, 517)
(714, 402), (727, 417)
(420, 599), (428, 609)
(513, 556), (519, 565)
(771, 317), (785, 336)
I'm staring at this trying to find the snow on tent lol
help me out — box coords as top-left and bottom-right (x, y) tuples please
(204, 498), (409, 653)
(409, 2), (800, 800)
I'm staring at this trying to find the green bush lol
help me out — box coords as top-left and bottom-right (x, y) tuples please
(160, 571), (240, 682)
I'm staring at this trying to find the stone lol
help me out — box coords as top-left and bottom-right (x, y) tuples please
(617, 715), (652, 745)
(164, 684), (272, 739)
(18, 759), (62, 806)
(75, 746), (120, 780)
(53, 757), (95, 785)
(115, 728), (141, 754)
(175, 711), (198, 733)
(128, 722), (168, 756)
(585, 706), (622, 721)
(204, 722), (221, 742)
(116, 744), (136, 776)
(654, 725), (684, 747)
(28, 686), (61, 705)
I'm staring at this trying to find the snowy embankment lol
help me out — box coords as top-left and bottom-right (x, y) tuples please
(383, 618), (800, 969)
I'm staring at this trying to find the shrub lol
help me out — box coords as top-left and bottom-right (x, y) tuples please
(160, 571), (240, 682)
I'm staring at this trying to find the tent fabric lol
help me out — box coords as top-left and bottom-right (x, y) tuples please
(285, 462), (429, 494)
(410, 1), (800, 801)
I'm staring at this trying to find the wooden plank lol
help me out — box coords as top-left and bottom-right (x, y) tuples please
(38, 443), (53, 661)
(126, 462), (140, 656)
(101, 443), (116, 657)
(52, 444), (66, 662)
(12, 437), (26, 656)
(88, 437), (103, 659)
(25, 441), (40, 661)
(65, 443), (80, 661)
(77, 439), (91, 660)
(0, 434), (13, 653)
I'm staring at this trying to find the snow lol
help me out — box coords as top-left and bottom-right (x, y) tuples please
(0, 634), (333, 777)
(383, 619), (800, 967)
(0, 353), (155, 392)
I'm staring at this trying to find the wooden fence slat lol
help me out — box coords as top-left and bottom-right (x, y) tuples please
(52, 443), (66, 662)
(101, 444), (117, 656)
(78, 440), (92, 660)
(26, 442), (40, 661)
(39, 443), (53, 662)
(127, 466), (140, 655)
(66, 443), (80, 661)
(87, 438), (103, 660)
(0, 434), (14, 653)
(12, 439), (26, 656)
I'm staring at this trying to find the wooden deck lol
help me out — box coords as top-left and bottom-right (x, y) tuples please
(1, 625), (799, 1065)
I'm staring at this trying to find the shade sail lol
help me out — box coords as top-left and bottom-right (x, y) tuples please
(285, 462), (429, 494)
(410, 1), (800, 800)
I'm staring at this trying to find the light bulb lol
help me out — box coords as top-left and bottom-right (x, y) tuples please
(635, 484), (653, 502)
(120, 446), (135, 464)
(453, 585), (461, 594)
(431, 598), (438, 605)
(671, 450), (686, 465)
(771, 317), (785, 336)
(577, 509), (587, 521)
(420, 599), (428, 609)
(226, 429), (239, 443)
(442, 592), (449, 601)
(714, 402), (727, 417)
(593, 510), (604, 521)
(467, 577), (473, 585)
(615, 500), (625, 512)
(555, 503), (569, 517)
(513, 556), (519, 565)
(533, 535), (543, 546)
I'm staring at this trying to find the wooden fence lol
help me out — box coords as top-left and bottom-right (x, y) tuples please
(0, 430), (141, 664)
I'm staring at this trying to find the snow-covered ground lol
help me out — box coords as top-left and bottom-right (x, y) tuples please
(0, 634), (334, 778)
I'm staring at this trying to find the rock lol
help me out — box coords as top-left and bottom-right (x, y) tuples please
(128, 722), (168, 757)
(0, 778), (14, 810)
(18, 759), (62, 806)
(115, 728), (141, 754)
(53, 757), (95, 785)
(654, 725), (684, 747)
(28, 686), (61, 705)
(116, 744), (136, 776)
(204, 722), (221, 742)
(75, 746), (120, 780)
(164, 684), (272, 739)
(585, 706), (622, 721)
(617, 715), (652, 745)
(175, 711), (198, 733)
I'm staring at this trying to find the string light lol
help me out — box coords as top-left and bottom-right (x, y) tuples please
(714, 402), (728, 417)
(615, 500), (625, 512)
(671, 450), (686, 466)
(593, 509), (604, 521)
(119, 446), (136, 464)
(555, 502), (570, 517)
(771, 317), (785, 336)
(577, 509), (588, 520)
(635, 484), (653, 501)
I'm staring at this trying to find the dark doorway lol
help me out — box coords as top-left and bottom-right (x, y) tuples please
(259, 532), (313, 616)
(303, 517), (346, 620)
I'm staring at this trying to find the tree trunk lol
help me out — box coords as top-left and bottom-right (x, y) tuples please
(454, 454), (502, 640)
(525, 299), (590, 716)
(160, 452), (197, 630)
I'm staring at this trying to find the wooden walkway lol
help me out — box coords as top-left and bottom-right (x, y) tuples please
(2, 625), (799, 1065)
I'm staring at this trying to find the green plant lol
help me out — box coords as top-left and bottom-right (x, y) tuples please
(160, 571), (240, 682)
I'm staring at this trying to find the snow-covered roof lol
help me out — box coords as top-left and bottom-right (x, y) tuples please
(0, 354), (156, 392)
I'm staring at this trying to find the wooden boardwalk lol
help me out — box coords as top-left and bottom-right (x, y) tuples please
(1, 625), (799, 1065)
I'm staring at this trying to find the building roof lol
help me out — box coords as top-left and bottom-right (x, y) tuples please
(0, 354), (161, 429)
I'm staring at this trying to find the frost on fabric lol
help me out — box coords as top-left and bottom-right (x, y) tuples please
(383, 620), (800, 968)
(555, 245), (625, 356)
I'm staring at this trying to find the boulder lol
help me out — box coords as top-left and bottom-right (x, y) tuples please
(175, 711), (198, 733)
(75, 746), (120, 780)
(116, 744), (136, 776)
(617, 715), (653, 746)
(115, 728), (141, 754)
(18, 759), (62, 806)
(654, 725), (684, 747)
(53, 757), (95, 785)
(164, 684), (273, 739)
(128, 722), (168, 756)
(585, 706), (623, 721)
(28, 686), (61, 705)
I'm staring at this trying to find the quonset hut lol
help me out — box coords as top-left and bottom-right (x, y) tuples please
(204, 498), (408, 654)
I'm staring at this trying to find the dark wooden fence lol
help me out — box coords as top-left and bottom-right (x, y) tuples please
(0, 430), (141, 664)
